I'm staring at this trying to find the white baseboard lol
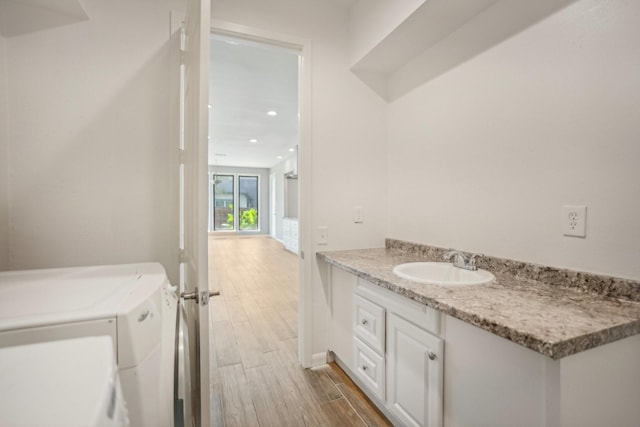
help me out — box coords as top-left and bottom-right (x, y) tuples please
(311, 351), (328, 367)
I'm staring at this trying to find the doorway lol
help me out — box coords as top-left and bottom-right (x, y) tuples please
(208, 26), (311, 365)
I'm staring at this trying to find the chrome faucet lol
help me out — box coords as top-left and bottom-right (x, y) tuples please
(443, 250), (468, 268)
(443, 250), (482, 271)
(468, 253), (482, 270)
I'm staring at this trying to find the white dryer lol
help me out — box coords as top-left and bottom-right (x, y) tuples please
(0, 263), (178, 427)
(0, 336), (129, 427)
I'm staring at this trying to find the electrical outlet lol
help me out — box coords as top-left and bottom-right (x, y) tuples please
(562, 205), (587, 237)
(318, 226), (329, 245)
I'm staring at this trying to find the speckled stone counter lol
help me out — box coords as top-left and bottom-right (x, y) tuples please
(317, 239), (640, 359)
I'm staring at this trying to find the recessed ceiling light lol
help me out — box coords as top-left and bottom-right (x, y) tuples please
(288, 148), (295, 152)
(208, 104), (212, 109)
(276, 155), (283, 159)
(249, 139), (258, 143)
(215, 153), (227, 157)
(267, 110), (277, 116)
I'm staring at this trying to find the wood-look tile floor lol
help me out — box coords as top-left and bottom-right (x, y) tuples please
(208, 235), (393, 427)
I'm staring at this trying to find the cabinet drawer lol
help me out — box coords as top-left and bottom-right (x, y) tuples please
(353, 294), (385, 354)
(357, 277), (440, 335)
(353, 337), (385, 401)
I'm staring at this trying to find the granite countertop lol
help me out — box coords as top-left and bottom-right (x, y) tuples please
(318, 240), (640, 360)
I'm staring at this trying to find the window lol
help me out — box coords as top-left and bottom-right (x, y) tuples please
(212, 174), (234, 230)
(210, 173), (260, 232)
(238, 176), (259, 231)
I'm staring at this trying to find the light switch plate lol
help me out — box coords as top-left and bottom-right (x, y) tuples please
(354, 206), (364, 224)
(562, 205), (587, 237)
(318, 226), (328, 245)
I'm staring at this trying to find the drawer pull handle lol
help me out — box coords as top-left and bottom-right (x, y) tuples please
(361, 319), (368, 325)
(427, 351), (437, 361)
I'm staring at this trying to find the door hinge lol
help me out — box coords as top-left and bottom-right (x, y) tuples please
(178, 148), (185, 165)
(300, 250), (305, 259)
(180, 25), (187, 55)
(179, 248), (187, 264)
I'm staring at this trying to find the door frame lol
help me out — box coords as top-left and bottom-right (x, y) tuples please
(210, 19), (313, 367)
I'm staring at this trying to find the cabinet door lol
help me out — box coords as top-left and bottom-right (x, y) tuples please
(387, 313), (443, 427)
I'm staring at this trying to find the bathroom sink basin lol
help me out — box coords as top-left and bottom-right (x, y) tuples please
(392, 262), (494, 286)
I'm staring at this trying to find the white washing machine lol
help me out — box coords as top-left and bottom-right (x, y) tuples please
(0, 263), (178, 427)
(0, 336), (129, 427)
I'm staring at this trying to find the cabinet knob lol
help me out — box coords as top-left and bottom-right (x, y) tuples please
(427, 351), (437, 361)
(362, 365), (368, 371)
(361, 319), (368, 325)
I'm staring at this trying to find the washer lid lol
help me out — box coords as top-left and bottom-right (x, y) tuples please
(0, 263), (167, 331)
(0, 336), (120, 427)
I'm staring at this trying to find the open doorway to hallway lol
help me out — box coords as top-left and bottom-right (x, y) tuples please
(206, 31), (302, 345)
(207, 28), (302, 326)
(207, 29), (301, 334)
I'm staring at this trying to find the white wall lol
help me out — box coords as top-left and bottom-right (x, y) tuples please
(5, 0), (183, 282)
(387, 0), (640, 280)
(0, 34), (9, 270)
(211, 0), (388, 356)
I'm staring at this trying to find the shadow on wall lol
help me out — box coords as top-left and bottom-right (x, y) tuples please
(352, 0), (580, 101)
(9, 32), (179, 283)
(0, 1), (89, 38)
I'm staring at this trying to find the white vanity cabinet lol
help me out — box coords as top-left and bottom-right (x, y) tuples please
(327, 264), (640, 427)
(329, 266), (443, 427)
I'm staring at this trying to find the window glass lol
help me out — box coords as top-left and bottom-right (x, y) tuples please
(238, 176), (259, 231)
(213, 175), (234, 230)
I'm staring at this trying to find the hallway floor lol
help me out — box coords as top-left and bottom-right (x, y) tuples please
(208, 235), (392, 427)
